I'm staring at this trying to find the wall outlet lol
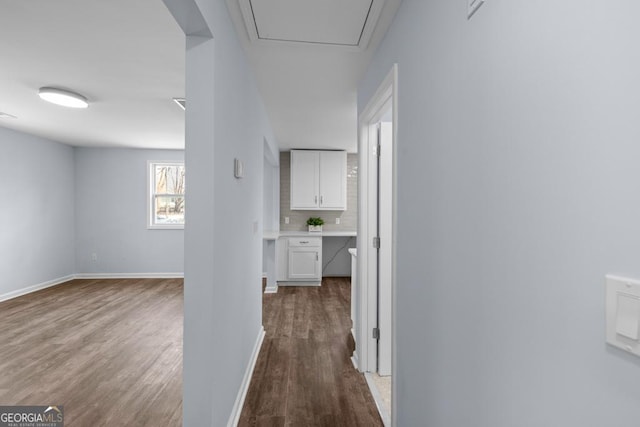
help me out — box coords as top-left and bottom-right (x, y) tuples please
(91, 253), (98, 261)
(335, 218), (340, 225)
(284, 217), (290, 224)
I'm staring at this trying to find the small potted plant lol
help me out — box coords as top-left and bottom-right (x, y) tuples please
(307, 217), (324, 232)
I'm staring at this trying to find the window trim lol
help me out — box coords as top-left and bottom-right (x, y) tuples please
(147, 160), (185, 230)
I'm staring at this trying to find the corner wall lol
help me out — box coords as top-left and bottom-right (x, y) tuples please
(0, 127), (75, 299)
(180, 1), (278, 425)
(74, 147), (184, 276)
(359, 1), (640, 425)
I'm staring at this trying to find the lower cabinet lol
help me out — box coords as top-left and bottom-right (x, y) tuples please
(277, 236), (322, 284)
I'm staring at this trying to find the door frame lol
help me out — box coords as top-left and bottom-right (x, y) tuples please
(356, 64), (398, 424)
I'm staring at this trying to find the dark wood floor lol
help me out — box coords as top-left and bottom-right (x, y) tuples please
(239, 278), (383, 427)
(0, 278), (183, 426)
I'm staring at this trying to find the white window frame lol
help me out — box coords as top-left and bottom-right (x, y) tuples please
(147, 161), (185, 230)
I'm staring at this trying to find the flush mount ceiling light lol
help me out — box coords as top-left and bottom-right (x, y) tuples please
(38, 87), (89, 109)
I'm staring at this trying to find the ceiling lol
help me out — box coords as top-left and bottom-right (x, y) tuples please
(228, 0), (401, 152)
(0, 0), (185, 149)
(0, 0), (400, 152)
(240, 0), (375, 47)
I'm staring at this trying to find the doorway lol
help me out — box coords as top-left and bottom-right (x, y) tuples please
(356, 64), (397, 427)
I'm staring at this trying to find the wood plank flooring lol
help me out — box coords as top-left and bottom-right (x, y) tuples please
(0, 278), (183, 426)
(239, 278), (383, 427)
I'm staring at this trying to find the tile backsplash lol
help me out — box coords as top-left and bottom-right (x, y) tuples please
(280, 151), (357, 231)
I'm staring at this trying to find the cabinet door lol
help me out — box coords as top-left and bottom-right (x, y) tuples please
(288, 247), (321, 280)
(319, 151), (347, 210)
(291, 150), (319, 209)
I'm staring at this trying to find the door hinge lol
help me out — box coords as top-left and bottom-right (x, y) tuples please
(373, 236), (380, 249)
(372, 328), (380, 340)
(374, 124), (382, 157)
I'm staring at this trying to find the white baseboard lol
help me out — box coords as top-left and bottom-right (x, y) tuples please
(227, 326), (266, 427)
(0, 274), (75, 303)
(74, 272), (184, 279)
(264, 283), (278, 294)
(351, 352), (360, 371)
(277, 281), (321, 287)
(0, 273), (185, 303)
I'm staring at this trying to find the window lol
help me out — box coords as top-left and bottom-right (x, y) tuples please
(148, 161), (185, 229)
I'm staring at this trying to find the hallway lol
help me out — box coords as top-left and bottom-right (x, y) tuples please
(239, 278), (382, 427)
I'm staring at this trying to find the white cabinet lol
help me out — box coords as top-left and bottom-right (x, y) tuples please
(276, 236), (322, 285)
(290, 150), (346, 210)
(288, 247), (321, 279)
(290, 150), (319, 209)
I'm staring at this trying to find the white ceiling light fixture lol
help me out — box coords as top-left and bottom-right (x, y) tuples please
(38, 87), (89, 109)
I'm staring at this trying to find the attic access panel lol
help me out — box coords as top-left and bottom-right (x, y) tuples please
(239, 0), (380, 48)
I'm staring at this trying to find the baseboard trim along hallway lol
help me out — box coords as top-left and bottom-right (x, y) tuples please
(264, 284), (278, 294)
(228, 327), (266, 427)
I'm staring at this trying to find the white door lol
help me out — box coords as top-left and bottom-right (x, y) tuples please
(319, 151), (347, 209)
(291, 150), (319, 209)
(377, 121), (393, 376)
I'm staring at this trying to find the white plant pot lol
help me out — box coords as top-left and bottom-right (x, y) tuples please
(308, 225), (322, 232)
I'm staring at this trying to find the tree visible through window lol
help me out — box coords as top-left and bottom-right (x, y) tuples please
(149, 162), (185, 228)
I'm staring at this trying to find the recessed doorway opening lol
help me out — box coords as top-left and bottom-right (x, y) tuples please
(356, 64), (397, 427)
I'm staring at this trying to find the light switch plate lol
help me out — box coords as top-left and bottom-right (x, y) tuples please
(468, 0), (485, 19)
(234, 158), (244, 179)
(606, 275), (640, 357)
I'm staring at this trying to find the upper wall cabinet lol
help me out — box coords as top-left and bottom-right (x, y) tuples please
(290, 150), (347, 211)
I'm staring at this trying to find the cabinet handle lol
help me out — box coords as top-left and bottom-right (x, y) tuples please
(315, 195), (318, 204)
(316, 253), (319, 261)
(320, 195), (323, 205)
(300, 241), (309, 244)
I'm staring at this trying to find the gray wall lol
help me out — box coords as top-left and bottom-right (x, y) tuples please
(322, 236), (356, 277)
(74, 147), (184, 275)
(263, 139), (280, 232)
(0, 127), (75, 298)
(179, 1), (279, 425)
(359, 1), (640, 426)
(279, 151), (358, 232)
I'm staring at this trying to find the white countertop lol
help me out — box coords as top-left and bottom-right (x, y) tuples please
(264, 230), (357, 239)
(263, 231), (280, 240)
